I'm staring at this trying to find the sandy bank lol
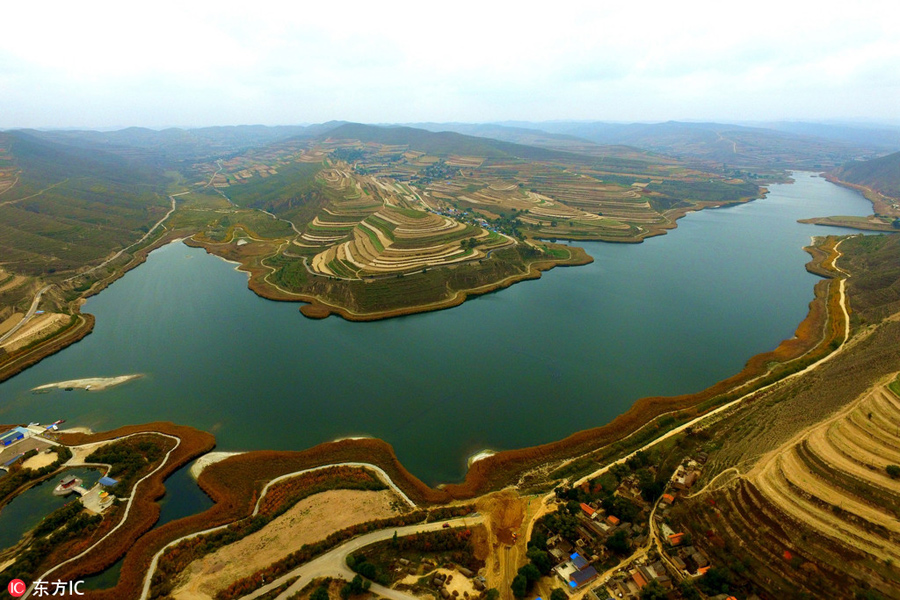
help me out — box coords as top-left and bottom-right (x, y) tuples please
(189, 451), (245, 480)
(468, 450), (496, 467)
(59, 426), (94, 435)
(32, 374), (143, 392)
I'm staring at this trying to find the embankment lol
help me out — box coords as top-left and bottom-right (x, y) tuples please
(51, 423), (215, 598)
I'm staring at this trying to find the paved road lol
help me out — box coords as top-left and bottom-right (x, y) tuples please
(240, 516), (483, 600)
(0, 284), (52, 345)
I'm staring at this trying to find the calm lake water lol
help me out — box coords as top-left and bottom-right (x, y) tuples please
(0, 467), (100, 552)
(0, 173), (875, 484)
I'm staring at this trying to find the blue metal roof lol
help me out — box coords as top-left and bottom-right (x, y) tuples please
(3, 454), (24, 467)
(570, 566), (599, 587)
(99, 476), (119, 487)
(571, 554), (589, 570)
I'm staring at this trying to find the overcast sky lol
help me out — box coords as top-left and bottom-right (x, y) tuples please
(1, 1), (898, 129)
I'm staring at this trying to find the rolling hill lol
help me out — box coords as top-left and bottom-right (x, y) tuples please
(494, 120), (879, 170)
(832, 151), (900, 200)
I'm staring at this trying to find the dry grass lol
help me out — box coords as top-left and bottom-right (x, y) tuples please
(171, 489), (400, 600)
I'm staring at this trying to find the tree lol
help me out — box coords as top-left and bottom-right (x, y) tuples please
(610, 463), (630, 482)
(697, 566), (732, 595)
(886, 464), (900, 479)
(311, 585), (330, 600)
(519, 563), (541, 585)
(679, 580), (701, 600)
(341, 575), (370, 599)
(526, 547), (553, 575)
(511, 574), (528, 598)
(550, 588), (568, 600)
(640, 580), (668, 600)
(528, 530), (548, 552)
(486, 589), (500, 600)
(605, 530), (630, 555)
(637, 469), (664, 503)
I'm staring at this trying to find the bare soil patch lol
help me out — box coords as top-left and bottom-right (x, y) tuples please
(2, 313), (68, 352)
(0, 312), (23, 335)
(21, 450), (58, 470)
(172, 489), (399, 599)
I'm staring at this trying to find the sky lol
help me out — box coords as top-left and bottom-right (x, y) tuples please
(1, 1), (898, 129)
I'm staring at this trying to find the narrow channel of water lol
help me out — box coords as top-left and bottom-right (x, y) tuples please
(0, 467), (100, 552)
(80, 461), (213, 589)
(0, 172), (877, 484)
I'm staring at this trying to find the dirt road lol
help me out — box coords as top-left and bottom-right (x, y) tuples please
(239, 516), (483, 600)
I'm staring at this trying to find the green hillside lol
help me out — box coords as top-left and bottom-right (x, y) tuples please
(0, 131), (169, 276)
(322, 123), (576, 162)
(833, 151), (900, 199)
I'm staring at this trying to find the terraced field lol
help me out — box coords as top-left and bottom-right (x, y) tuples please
(177, 124), (759, 317)
(683, 381), (900, 598)
(751, 384), (900, 559)
(294, 169), (382, 250)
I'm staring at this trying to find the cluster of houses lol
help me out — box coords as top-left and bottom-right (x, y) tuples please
(535, 452), (724, 600)
(541, 498), (652, 595)
(591, 455), (712, 599)
(598, 559), (672, 599)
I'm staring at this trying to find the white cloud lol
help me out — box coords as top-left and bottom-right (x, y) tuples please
(1, 0), (898, 127)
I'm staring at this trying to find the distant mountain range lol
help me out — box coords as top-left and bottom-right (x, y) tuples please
(7, 119), (898, 172)
(414, 120), (899, 170)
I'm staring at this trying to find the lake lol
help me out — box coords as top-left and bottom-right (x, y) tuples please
(0, 172), (875, 484)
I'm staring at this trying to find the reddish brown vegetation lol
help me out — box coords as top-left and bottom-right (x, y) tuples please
(200, 439), (448, 507)
(51, 423), (214, 600)
(256, 466), (383, 517)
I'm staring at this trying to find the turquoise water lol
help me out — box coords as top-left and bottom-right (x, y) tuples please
(0, 173), (875, 484)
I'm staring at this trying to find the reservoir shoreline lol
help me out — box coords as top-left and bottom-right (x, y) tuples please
(0, 172), (879, 483)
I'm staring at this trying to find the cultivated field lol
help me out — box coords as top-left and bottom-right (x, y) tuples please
(679, 381), (900, 599)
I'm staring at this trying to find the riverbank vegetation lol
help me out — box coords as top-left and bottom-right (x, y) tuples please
(0, 445), (72, 507)
(46, 424), (214, 600)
